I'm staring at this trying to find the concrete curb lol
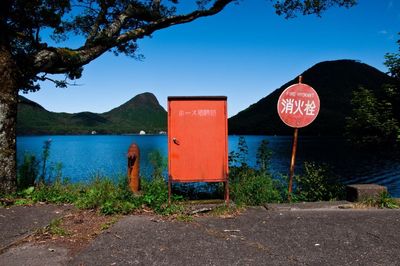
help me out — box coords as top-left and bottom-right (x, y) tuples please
(264, 201), (354, 211)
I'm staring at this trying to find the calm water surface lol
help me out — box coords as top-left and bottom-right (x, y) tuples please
(17, 135), (400, 197)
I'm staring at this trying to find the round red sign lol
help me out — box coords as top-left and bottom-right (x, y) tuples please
(277, 83), (320, 128)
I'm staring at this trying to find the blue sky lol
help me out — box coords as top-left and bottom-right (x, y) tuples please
(23, 0), (399, 117)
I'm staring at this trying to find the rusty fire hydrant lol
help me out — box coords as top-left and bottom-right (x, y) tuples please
(127, 143), (140, 192)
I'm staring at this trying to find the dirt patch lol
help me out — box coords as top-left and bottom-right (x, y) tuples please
(1, 202), (241, 259)
(27, 209), (120, 255)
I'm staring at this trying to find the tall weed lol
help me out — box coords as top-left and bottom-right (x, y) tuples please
(362, 191), (399, 209)
(148, 150), (167, 179)
(17, 153), (39, 190)
(39, 139), (51, 184)
(293, 162), (345, 202)
(229, 137), (283, 205)
(230, 168), (282, 205)
(75, 176), (140, 214)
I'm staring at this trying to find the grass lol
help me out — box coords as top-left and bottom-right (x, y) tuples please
(176, 214), (195, 222)
(361, 191), (400, 209)
(230, 167), (284, 206)
(48, 218), (70, 236)
(292, 162), (345, 202)
(10, 139), (398, 216)
(209, 205), (241, 217)
(8, 175), (183, 216)
(9, 144), (186, 216)
(100, 217), (120, 231)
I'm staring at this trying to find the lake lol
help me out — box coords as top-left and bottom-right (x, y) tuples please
(16, 135), (400, 197)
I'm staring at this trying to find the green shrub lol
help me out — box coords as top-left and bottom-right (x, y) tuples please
(31, 181), (80, 204)
(14, 145), (184, 215)
(12, 171), (184, 215)
(144, 151), (183, 214)
(74, 176), (141, 214)
(100, 200), (138, 215)
(293, 162), (344, 202)
(230, 168), (283, 205)
(141, 177), (170, 213)
(229, 137), (283, 205)
(17, 153), (39, 190)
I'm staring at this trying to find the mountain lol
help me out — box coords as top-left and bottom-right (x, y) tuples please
(17, 92), (167, 135)
(102, 92), (166, 134)
(228, 60), (399, 135)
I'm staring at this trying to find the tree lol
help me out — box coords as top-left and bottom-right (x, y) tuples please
(345, 85), (400, 147)
(0, 0), (356, 194)
(384, 33), (400, 79)
(345, 34), (400, 148)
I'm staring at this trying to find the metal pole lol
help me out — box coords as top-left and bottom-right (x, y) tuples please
(224, 180), (230, 207)
(168, 177), (171, 206)
(288, 128), (298, 202)
(287, 76), (303, 201)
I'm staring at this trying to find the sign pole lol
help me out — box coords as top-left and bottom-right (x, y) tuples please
(288, 127), (298, 202)
(276, 75), (320, 202)
(288, 76), (302, 202)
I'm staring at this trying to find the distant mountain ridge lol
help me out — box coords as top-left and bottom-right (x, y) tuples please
(228, 60), (399, 135)
(19, 60), (399, 136)
(17, 92), (167, 135)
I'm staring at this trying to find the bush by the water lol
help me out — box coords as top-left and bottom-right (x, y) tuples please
(17, 153), (39, 190)
(229, 137), (284, 205)
(12, 139), (351, 213)
(74, 176), (139, 215)
(12, 143), (179, 215)
(230, 167), (283, 205)
(16, 175), (179, 215)
(293, 162), (345, 202)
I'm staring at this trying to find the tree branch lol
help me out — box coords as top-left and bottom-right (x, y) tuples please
(37, 74), (82, 88)
(85, 1), (108, 44)
(33, 45), (107, 74)
(116, 0), (234, 43)
(33, 0), (233, 74)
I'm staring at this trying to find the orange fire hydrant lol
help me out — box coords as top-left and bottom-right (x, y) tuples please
(127, 143), (140, 192)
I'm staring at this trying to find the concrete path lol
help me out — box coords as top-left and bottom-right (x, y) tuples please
(1, 204), (400, 266)
(72, 207), (400, 266)
(0, 204), (71, 251)
(0, 204), (73, 266)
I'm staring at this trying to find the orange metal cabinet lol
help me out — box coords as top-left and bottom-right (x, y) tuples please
(168, 96), (228, 183)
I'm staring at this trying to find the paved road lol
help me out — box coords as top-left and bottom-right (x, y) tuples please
(1, 205), (400, 266)
(72, 207), (400, 266)
(0, 204), (70, 250)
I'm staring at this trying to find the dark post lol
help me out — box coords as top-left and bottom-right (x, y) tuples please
(127, 143), (140, 192)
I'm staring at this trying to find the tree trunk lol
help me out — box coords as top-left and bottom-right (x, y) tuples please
(0, 48), (18, 194)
